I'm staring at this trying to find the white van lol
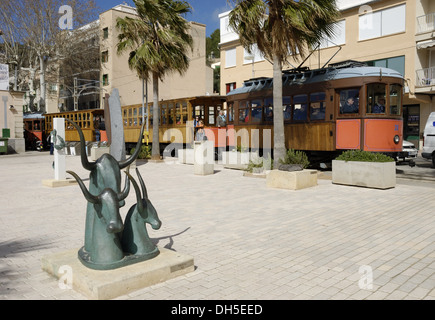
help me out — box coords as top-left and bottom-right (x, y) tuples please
(422, 112), (435, 166)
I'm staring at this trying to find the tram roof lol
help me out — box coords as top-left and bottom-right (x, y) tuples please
(226, 66), (403, 96)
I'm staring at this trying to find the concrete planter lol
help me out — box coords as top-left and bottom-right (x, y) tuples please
(221, 151), (259, 170)
(91, 146), (110, 161)
(266, 169), (318, 190)
(332, 160), (396, 189)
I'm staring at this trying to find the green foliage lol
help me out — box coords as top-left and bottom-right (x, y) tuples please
(279, 149), (310, 169)
(336, 150), (395, 162)
(245, 158), (264, 173)
(131, 144), (151, 159)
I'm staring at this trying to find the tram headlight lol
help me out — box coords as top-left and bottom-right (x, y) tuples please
(394, 135), (400, 144)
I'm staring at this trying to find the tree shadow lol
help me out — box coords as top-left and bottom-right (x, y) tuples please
(0, 239), (53, 296)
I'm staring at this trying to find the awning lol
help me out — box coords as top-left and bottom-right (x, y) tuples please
(417, 40), (435, 49)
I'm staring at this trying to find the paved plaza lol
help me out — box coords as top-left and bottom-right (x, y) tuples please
(1, 151), (435, 300)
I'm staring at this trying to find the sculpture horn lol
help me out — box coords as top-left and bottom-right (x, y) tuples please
(135, 168), (148, 199)
(66, 119), (97, 171)
(119, 122), (146, 169)
(118, 172), (131, 202)
(67, 171), (100, 204)
(125, 171), (144, 213)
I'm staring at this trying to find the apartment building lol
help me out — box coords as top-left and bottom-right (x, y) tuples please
(99, 4), (214, 109)
(219, 0), (435, 149)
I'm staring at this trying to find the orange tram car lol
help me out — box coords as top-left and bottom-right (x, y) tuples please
(224, 61), (405, 163)
(41, 61), (405, 163)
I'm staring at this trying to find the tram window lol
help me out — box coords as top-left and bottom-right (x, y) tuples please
(310, 92), (326, 120)
(264, 97), (274, 122)
(161, 104), (167, 125)
(149, 106), (154, 125)
(389, 84), (402, 116)
(293, 94), (308, 121)
(181, 101), (188, 124)
(339, 88), (360, 114)
(251, 100), (262, 124)
(367, 83), (386, 114)
(228, 103), (234, 123)
(282, 96), (291, 121)
(209, 106), (215, 125)
(239, 101), (249, 123)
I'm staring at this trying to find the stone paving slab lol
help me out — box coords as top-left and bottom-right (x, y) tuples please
(0, 151), (435, 300)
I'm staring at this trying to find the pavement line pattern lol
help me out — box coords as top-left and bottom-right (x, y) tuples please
(0, 152), (434, 300)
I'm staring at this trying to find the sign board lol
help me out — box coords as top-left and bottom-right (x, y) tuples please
(0, 64), (9, 91)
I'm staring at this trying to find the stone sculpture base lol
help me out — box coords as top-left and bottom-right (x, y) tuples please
(41, 247), (194, 300)
(42, 178), (77, 188)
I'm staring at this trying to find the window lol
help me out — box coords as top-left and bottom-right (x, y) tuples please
(208, 106), (215, 125)
(339, 88), (360, 114)
(366, 56), (405, 76)
(389, 84), (402, 116)
(320, 20), (346, 48)
(359, 4), (406, 41)
(293, 95), (308, 121)
(227, 102), (234, 123)
(239, 101), (249, 123)
(102, 74), (109, 86)
(103, 27), (109, 39)
(226, 82), (236, 94)
(264, 97), (274, 122)
(283, 96), (291, 121)
(250, 100), (263, 124)
(225, 48), (236, 68)
(367, 84), (386, 114)
(243, 44), (265, 64)
(101, 51), (108, 63)
(310, 92), (326, 120)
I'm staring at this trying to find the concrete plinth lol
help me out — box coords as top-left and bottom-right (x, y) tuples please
(178, 148), (194, 164)
(266, 169), (318, 190)
(41, 247), (194, 300)
(42, 178), (77, 188)
(194, 141), (214, 175)
(91, 146), (110, 161)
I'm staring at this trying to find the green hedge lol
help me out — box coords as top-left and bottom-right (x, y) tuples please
(336, 150), (394, 162)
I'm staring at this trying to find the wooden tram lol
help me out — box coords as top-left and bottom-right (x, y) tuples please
(122, 95), (227, 149)
(44, 109), (105, 142)
(225, 61), (405, 160)
(40, 61), (405, 162)
(23, 113), (46, 150)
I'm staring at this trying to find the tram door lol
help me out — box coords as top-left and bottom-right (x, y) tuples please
(335, 88), (362, 150)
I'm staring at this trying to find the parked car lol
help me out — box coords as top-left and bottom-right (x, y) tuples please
(397, 140), (418, 164)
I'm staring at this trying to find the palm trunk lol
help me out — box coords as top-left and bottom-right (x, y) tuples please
(151, 72), (160, 160)
(272, 54), (286, 167)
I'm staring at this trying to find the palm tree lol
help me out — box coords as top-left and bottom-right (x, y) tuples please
(229, 0), (339, 166)
(116, 0), (193, 160)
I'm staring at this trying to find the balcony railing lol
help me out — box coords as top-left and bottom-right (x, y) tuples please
(417, 13), (435, 34)
(416, 66), (435, 87)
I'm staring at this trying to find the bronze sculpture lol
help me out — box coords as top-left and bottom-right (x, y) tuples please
(66, 119), (162, 270)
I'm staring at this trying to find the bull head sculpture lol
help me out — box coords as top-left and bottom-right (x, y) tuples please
(67, 170), (130, 266)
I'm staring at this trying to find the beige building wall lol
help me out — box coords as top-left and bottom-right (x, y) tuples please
(219, 0), (435, 150)
(0, 90), (25, 153)
(99, 5), (213, 109)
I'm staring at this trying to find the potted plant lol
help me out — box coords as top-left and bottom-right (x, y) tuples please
(332, 150), (396, 189)
(266, 149), (317, 190)
(221, 145), (259, 169)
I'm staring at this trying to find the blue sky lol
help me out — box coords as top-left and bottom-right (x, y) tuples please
(94, 0), (233, 36)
